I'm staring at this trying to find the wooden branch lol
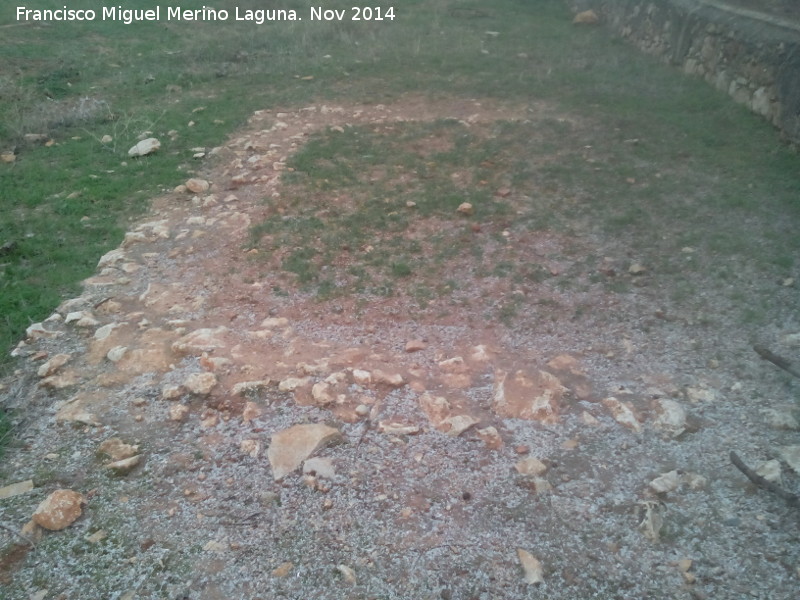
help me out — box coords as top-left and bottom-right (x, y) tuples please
(753, 345), (800, 379)
(730, 451), (799, 507)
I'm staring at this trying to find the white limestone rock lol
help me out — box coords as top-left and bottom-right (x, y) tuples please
(648, 470), (681, 494)
(267, 424), (343, 480)
(603, 397), (641, 432)
(779, 446), (800, 474)
(184, 372), (218, 395)
(37, 353), (71, 378)
(0, 480), (34, 500)
(128, 137), (160, 157)
(493, 369), (566, 424)
(515, 457), (548, 477)
(652, 399), (687, 437)
(278, 376), (312, 392)
(517, 549), (544, 584)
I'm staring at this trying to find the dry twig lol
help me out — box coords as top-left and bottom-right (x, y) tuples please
(729, 451), (799, 507)
(753, 345), (800, 379)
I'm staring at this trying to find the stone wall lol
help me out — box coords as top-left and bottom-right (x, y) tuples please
(576, 0), (800, 143)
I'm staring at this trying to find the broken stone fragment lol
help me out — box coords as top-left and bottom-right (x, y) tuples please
(21, 519), (44, 543)
(418, 392), (479, 436)
(183, 372), (218, 395)
(171, 327), (229, 355)
(0, 480), (34, 500)
(232, 380), (271, 396)
(37, 353), (71, 378)
(457, 202), (474, 215)
(267, 423), (343, 480)
(128, 137), (160, 157)
(106, 346), (128, 363)
(573, 10), (599, 25)
(681, 472), (707, 490)
(75, 312), (101, 327)
(438, 356), (468, 374)
(297, 359), (330, 375)
(628, 263), (647, 275)
(161, 384), (183, 400)
(352, 369), (372, 385)
(278, 376), (312, 392)
(581, 411), (600, 426)
(755, 460), (782, 483)
(517, 549), (544, 584)
(603, 397), (641, 432)
(325, 371), (346, 385)
(242, 401), (262, 423)
(272, 561), (294, 577)
(64, 310), (88, 324)
(32, 489), (85, 531)
(779, 445), (800, 474)
(98, 438), (139, 461)
(85, 529), (107, 543)
(545, 354), (584, 375)
(469, 344), (492, 362)
(39, 370), (81, 390)
(515, 457), (548, 477)
(686, 385), (717, 403)
(185, 178), (210, 193)
(169, 404), (190, 422)
(203, 540), (228, 553)
(377, 420), (420, 435)
(55, 394), (100, 426)
(652, 399), (687, 438)
(372, 369), (405, 387)
(419, 392), (449, 423)
(638, 500), (664, 542)
(476, 426), (503, 450)
(260, 316), (289, 329)
(106, 455), (141, 475)
(648, 470), (681, 494)
(240, 439), (261, 458)
(311, 382), (334, 405)
(439, 414), (479, 437)
(762, 408), (799, 430)
(26, 322), (60, 340)
(94, 322), (121, 341)
(97, 248), (126, 268)
(493, 369), (565, 424)
(405, 339), (426, 352)
(336, 564), (357, 584)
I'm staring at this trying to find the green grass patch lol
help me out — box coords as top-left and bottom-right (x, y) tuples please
(0, 0), (797, 365)
(248, 119), (519, 301)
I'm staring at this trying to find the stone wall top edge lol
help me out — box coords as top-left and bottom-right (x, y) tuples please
(606, 0), (800, 44)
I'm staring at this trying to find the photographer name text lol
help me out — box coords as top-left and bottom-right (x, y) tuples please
(16, 5), (396, 25)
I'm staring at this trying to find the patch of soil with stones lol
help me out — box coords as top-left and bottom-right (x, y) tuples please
(1, 96), (799, 599)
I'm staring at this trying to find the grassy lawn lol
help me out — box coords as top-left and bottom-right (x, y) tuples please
(1, 0), (799, 364)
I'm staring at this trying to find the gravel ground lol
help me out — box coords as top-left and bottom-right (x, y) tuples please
(1, 97), (798, 600)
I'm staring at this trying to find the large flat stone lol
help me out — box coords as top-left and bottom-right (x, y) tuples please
(267, 424), (343, 480)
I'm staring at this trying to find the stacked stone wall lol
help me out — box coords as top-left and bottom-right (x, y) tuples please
(576, 0), (800, 143)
